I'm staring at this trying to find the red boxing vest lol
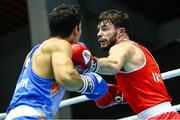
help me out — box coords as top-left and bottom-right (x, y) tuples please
(115, 41), (172, 114)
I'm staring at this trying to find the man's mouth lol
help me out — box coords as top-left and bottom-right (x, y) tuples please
(98, 38), (106, 43)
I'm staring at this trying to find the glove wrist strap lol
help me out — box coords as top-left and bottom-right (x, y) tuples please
(78, 75), (94, 94)
(84, 57), (100, 73)
(93, 57), (100, 72)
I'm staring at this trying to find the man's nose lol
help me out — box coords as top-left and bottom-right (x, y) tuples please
(97, 30), (102, 38)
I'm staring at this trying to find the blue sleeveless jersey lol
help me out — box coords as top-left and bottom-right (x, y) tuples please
(7, 45), (65, 118)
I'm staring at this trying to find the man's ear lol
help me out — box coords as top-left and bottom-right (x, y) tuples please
(72, 25), (80, 35)
(117, 27), (126, 36)
(76, 26), (80, 31)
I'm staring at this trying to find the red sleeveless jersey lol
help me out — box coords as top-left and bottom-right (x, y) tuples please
(115, 41), (172, 114)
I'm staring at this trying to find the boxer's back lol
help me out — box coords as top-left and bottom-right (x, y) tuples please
(7, 43), (65, 118)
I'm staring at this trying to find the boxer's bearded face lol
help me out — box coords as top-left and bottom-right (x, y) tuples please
(97, 21), (117, 51)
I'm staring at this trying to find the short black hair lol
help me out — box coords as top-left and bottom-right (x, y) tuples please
(48, 4), (81, 38)
(98, 9), (130, 33)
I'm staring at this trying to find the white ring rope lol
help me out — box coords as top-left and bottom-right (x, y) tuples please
(161, 68), (180, 80)
(0, 68), (180, 119)
(59, 95), (89, 108)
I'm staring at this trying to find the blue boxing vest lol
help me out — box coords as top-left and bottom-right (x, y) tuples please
(7, 45), (65, 118)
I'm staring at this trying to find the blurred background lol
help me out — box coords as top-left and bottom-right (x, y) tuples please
(0, 0), (180, 119)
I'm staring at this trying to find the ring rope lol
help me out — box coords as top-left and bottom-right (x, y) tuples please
(0, 68), (180, 119)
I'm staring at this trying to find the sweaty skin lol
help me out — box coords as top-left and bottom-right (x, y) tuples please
(31, 38), (83, 91)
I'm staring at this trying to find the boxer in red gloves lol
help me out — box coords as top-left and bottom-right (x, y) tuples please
(70, 9), (180, 119)
(95, 9), (180, 120)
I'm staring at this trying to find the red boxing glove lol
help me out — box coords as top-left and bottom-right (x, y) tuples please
(70, 41), (93, 73)
(70, 41), (100, 73)
(95, 83), (127, 108)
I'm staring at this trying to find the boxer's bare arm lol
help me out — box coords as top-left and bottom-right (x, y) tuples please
(51, 40), (83, 91)
(97, 43), (130, 75)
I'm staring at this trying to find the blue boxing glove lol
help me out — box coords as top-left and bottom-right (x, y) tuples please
(78, 72), (108, 100)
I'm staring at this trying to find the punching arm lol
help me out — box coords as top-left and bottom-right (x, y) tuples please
(97, 44), (130, 75)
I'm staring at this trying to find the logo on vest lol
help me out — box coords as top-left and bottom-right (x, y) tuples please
(15, 78), (29, 91)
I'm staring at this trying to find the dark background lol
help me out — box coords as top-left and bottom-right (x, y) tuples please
(0, 0), (179, 119)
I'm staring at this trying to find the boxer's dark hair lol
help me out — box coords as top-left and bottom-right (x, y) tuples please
(49, 4), (81, 38)
(98, 9), (130, 33)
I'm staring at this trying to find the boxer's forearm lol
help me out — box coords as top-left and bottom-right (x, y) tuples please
(97, 57), (120, 75)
